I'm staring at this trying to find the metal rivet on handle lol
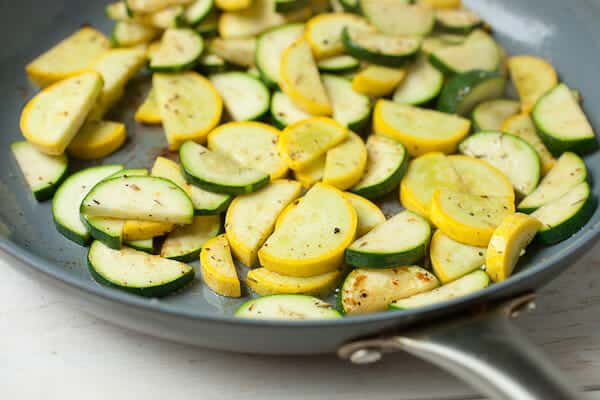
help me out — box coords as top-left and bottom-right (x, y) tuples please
(349, 348), (383, 365)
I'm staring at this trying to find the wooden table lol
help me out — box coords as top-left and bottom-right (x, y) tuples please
(1, 242), (600, 400)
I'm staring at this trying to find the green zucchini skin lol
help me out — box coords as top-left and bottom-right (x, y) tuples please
(437, 70), (505, 115)
(339, 0), (359, 13)
(341, 27), (419, 68)
(345, 242), (427, 268)
(275, 0), (309, 12)
(193, 196), (232, 216)
(182, 168), (270, 196)
(350, 154), (409, 200)
(536, 194), (597, 245)
(535, 130), (598, 157)
(54, 218), (89, 246)
(317, 56), (360, 74)
(125, 239), (156, 254)
(82, 216), (122, 250)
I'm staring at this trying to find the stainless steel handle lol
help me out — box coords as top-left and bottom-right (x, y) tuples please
(338, 293), (580, 400)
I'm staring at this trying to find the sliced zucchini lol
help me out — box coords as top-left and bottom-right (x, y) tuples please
(280, 39), (332, 116)
(309, 0), (332, 13)
(321, 74), (371, 132)
(437, 70), (506, 115)
(430, 30), (500, 75)
(351, 135), (408, 200)
(318, 55), (360, 74)
(247, 267), (342, 296)
(26, 26), (110, 88)
(339, 266), (439, 315)
(448, 155), (515, 200)
(134, 88), (162, 124)
(472, 99), (520, 131)
(339, 0), (359, 12)
(430, 230), (486, 284)
(255, 23), (305, 88)
(322, 132), (367, 190)
(153, 72), (222, 150)
(180, 140), (270, 195)
(208, 122), (288, 179)
(110, 168), (149, 178)
(305, 13), (374, 59)
(345, 193), (385, 237)
(88, 240), (194, 297)
(532, 84), (597, 156)
(531, 182), (597, 245)
(393, 56), (444, 106)
(346, 210), (431, 268)
(507, 55), (558, 113)
(435, 9), (483, 34)
(184, 0), (215, 25)
(279, 117), (348, 170)
(68, 120), (127, 160)
(421, 33), (466, 55)
(106, 2), (130, 21)
(81, 176), (194, 224)
(430, 189), (515, 247)
(294, 155), (326, 188)
(351, 66), (406, 97)
(207, 37), (256, 67)
(149, 28), (204, 72)
(127, 0), (193, 13)
(342, 27), (421, 68)
(215, 0), (252, 10)
(518, 152), (588, 213)
(502, 114), (555, 176)
(225, 179), (301, 266)
(374, 99), (471, 156)
(20, 72), (103, 155)
(209, 72), (270, 121)
(125, 238), (155, 253)
(82, 216), (126, 250)
(112, 21), (160, 47)
(235, 295), (342, 320)
(389, 270), (489, 310)
(276, 0), (309, 12)
(52, 165), (124, 245)
(258, 183), (357, 277)
(200, 234), (241, 297)
(459, 131), (540, 196)
(360, 0), (435, 36)
(195, 8), (220, 36)
(270, 91), (311, 129)
(161, 215), (221, 262)
(144, 5), (186, 28)
(197, 54), (228, 74)
(486, 213), (541, 282)
(11, 141), (68, 201)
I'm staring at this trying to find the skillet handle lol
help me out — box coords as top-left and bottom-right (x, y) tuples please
(338, 293), (580, 400)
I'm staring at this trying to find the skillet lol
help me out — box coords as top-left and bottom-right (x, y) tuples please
(1, 0), (599, 398)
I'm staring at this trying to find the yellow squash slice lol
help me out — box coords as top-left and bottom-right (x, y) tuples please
(207, 37), (257, 68)
(279, 39), (332, 116)
(374, 99), (471, 156)
(258, 183), (357, 277)
(134, 88), (162, 124)
(68, 120), (126, 160)
(486, 213), (541, 282)
(122, 220), (174, 241)
(345, 192), (385, 237)
(153, 71), (223, 150)
(216, 0), (253, 11)
(20, 72), (104, 155)
(279, 117), (348, 170)
(26, 27), (110, 87)
(323, 132), (367, 190)
(305, 13), (375, 59)
(449, 155), (515, 201)
(294, 155), (326, 188)
(507, 55), (558, 113)
(417, 0), (461, 8)
(247, 267), (343, 296)
(226, 180), (302, 266)
(200, 234), (242, 297)
(352, 66), (406, 97)
(430, 230), (486, 284)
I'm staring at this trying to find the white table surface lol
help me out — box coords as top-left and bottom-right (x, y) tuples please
(2, 242), (600, 400)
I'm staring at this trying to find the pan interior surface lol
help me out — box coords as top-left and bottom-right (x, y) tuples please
(1, 0), (600, 330)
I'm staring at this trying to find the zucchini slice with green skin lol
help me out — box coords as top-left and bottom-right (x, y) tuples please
(11, 141), (68, 201)
(339, 266), (439, 315)
(235, 295), (342, 320)
(459, 131), (540, 196)
(321, 74), (371, 132)
(437, 70), (506, 115)
(180, 141), (270, 195)
(208, 37), (256, 68)
(430, 230), (486, 284)
(345, 192), (386, 237)
(346, 210), (431, 268)
(149, 28), (204, 72)
(125, 238), (155, 253)
(195, 8), (219, 36)
(472, 99), (520, 131)
(52, 165), (124, 246)
(532, 84), (597, 156)
(111, 21), (160, 47)
(275, 0), (309, 12)
(81, 176), (194, 225)
(339, 0), (359, 12)
(270, 91), (312, 129)
(429, 30), (500, 75)
(342, 27), (421, 68)
(255, 23), (305, 88)
(351, 135), (408, 200)
(317, 55), (360, 74)
(88, 240), (194, 297)
(531, 182), (597, 245)
(184, 0), (214, 25)
(519, 152), (588, 213)
(161, 215), (221, 262)
(360, 0), (435, 36)
(393, 56), (444, 106)
(435, 9), (483, 35)
(389, 270), (489, 310)
(196, 54), (228, 74)
(209, 72), (270, 121)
